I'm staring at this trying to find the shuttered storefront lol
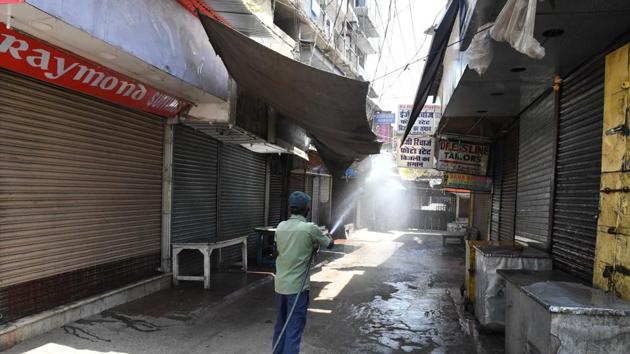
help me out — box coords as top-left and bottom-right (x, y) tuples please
(268, 155), (287, 226)
(551, 57), (604, 281)
(515, 93), (556, 248)
(172, 125), (219, 243)
(0, 70), (163, 323)
(489, 141), (503, 240)
(219, 145), (267, 263)
(498, 126), (519, 241)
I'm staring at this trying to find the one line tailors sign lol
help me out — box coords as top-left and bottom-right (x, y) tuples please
(436, 140), (489, 175)
(397, 137), (435, 169)
(443, 173), (492, 192)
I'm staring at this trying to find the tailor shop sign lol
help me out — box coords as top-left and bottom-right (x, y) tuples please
(397, 137), (435, 169)
(396, 104), (441, 135)
(437, 140), (489, 175)
(443, 173), (492, 192)
(0, 24), (187, 117)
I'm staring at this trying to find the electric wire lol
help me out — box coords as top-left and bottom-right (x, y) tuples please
(370, 24), (493, 83)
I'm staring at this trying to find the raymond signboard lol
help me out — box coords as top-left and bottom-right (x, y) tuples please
(0, 23), (188, 117)
(397, 137), (435, 169)
(443, 173), (492, 192)
(436, 140), (489, 175)
(396, 104), (441, 135)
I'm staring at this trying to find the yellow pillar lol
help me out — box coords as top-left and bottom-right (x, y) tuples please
(593, 43), (630, 298)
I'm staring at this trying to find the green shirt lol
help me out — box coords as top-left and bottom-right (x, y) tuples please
(274, 215), (331, 294)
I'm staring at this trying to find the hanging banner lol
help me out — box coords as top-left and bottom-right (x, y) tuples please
(374, 123), (392, 143)
(397, 137), (435, 169)
(0, 23), (188, 117)
(437, 139), (489, 175)
(396, 103), (441, 135)
(443, 172), (492, 192)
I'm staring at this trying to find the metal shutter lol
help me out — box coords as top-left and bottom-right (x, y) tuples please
(490, 141), (503, 240)
(268, 154), (288, 226)
(552, 57), (604, 281)
(515, 93), (556, 248)
(499, 126), (519, 241)
(172, 125), (219, 243)
(218, 145), (266, 262)
(0, 70), (163, 288)
(269, 171), (284, 226)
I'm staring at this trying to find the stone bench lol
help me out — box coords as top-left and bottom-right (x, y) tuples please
(172, 236), (248, 289)
(498, 270), (630, 354)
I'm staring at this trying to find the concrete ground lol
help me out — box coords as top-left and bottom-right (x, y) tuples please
(6, 230), (504, 354)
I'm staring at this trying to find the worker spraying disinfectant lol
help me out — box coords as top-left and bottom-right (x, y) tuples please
(272, 191), (334, 354)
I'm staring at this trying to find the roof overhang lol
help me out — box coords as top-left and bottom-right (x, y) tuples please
(439, 0), (630, 139)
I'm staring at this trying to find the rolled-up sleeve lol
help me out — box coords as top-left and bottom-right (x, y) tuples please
(309, 224), (331, 248)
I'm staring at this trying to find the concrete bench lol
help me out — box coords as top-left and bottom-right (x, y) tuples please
(172, 236), (248, 289)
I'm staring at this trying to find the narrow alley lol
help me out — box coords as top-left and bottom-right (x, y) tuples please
(3, 1), (630, 353)
(4, 231), (501, 354)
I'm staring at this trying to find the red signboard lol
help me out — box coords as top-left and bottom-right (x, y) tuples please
(0, 23), (189, 117)
(0, 1), (25, 4)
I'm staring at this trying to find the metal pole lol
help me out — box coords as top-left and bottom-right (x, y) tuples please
(161, 119), (176, 273)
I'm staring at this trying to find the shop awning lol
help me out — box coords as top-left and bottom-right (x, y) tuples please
(402, 0), (459, 142)
(197, 13), (381, 174)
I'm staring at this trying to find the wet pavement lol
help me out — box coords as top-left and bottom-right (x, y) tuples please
(6, 230), (504, 353)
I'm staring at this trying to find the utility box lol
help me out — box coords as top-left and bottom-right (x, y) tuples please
(499, 270), (630, 354)
(474, 245), (551, 329)
(464, 240), (514, 310)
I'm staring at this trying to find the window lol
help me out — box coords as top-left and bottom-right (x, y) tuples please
(310, 0), (321, 19)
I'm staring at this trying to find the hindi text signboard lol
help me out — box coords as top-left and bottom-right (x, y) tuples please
(443, 173), (492, 192)
(436, 140), (489, 175)
(396, 104), (441, 135)
(397, 137), (435, 169)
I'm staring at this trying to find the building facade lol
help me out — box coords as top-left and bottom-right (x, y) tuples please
(431, 0), (630, 296)
(0, 0), (380, 346)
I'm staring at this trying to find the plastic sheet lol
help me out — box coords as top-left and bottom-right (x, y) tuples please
(474, 245), (552, 329)
(489, 0), (545, 59)
(26, 0), (229, 100)
(466, 22), (494, 76)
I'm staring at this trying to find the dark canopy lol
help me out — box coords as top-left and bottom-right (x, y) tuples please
(197, 13), (381, 174)
(403, 0), (459, 142)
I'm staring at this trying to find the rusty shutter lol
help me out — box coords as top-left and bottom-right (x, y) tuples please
(172, 125), (219, 243)
(515, 93), (556, 248)
(499, 126), (519, 241)
(552, 57), (604, 281)
(0, 70), (163, 289)
(218, 145), (266, 263)
(490, 140), (503, 240)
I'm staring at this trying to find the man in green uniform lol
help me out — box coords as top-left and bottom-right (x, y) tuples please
(272, 191), (333, 354)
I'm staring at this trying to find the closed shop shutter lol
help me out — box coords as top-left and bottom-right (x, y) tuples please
(219, 145), (266, 263)
(172, 125), (219, 243)
(269, 171), (284, 226)
(289, 172), (306, 195)
(499, 126), (519, 241)
(515, 93), (556, 248)
(0, 70), (163, 322)
(552, 57), (604, 281)
(490, 141), (503, 240)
